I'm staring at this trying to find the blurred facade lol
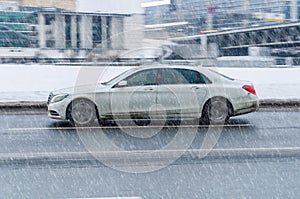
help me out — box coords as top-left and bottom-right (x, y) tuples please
(0, 9), (37, 48)
(0, 0), (76, 11)
(143, 0), (299, 37)
(0, 3), (135, 61)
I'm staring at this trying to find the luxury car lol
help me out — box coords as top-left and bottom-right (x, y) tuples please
(47, 65), (259, 126)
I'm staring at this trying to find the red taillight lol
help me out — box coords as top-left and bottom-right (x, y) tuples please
(242, 85), (256, 95)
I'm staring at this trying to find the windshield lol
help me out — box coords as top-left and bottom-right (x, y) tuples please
(102, 67), (137, 85)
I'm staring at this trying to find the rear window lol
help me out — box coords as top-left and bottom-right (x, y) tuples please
(161, 68), (211, 85)
(209, 69), (235, 81)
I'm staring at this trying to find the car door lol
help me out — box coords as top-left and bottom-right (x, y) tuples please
(157, 68), (208, 118)
(109, 69), (158, 118)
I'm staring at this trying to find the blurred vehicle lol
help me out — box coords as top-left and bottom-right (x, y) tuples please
(47, 65), (259, 126)
(199, 29), (218, 34)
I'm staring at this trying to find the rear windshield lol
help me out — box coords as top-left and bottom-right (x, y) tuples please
(209, 69), (235, 81)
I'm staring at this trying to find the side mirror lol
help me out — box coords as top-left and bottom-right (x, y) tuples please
(116, 80), (127, 87)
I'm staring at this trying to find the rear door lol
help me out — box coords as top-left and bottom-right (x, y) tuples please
(157, 68), (208, 118)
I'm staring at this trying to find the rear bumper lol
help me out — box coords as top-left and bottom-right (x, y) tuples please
(233, 100), (259, 116)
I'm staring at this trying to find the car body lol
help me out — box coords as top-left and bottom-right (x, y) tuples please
(47, 65), (259, 126)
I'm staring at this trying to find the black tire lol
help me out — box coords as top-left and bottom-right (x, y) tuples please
(202, 98), (229, 125)
(68, 99), (97, 127)
(98, 118), (108, 126)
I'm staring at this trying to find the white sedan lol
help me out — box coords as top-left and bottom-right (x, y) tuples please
(47, 65), (259, 126)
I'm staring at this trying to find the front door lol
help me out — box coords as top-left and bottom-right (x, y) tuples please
(109, 69), (158, 119)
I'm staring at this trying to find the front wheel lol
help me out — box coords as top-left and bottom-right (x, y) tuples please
(202, 98), (229, 125)
(68, 99), (97, 127)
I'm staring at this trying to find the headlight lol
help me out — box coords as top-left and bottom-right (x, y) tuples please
(50, 94), (69, 103)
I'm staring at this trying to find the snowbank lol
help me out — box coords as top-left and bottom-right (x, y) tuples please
(216, 67), (300, 100)
(217, 56), (275, 67)
(0, 64), (299, 102)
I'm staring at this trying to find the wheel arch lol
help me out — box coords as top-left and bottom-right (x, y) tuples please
(202, 96), (234, 117)
(66, 97), (100, 121)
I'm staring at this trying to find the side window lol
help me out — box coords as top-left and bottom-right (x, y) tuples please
(124, 69), (158, 87)
(200, 73), (212, 84)
(161, 68), (211, 85)
(161, 69), (183, 85)
(176, 69), (211, 84)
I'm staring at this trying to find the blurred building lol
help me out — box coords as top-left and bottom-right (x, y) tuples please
(0, 0), (76, 11)
(143, 0), (299, 37)
(0, 10), (37, 48)
(0, 4), (138, 61)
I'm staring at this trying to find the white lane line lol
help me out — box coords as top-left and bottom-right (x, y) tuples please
(7, 124), (253, 131)
(67, 197), (141, 199)
(1, 147), (300, 159)
(198, 147), (300, 152)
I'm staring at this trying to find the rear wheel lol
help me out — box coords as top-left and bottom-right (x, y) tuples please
(202, 98), (229, 125)
(68, 99), (97, 127)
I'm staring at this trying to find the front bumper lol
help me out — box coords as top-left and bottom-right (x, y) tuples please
(47, 98), (71, 120)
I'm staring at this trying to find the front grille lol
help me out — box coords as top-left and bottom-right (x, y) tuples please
(47, 92), (53, 105)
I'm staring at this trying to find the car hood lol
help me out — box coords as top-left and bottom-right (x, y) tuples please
(51, 83), (107, 95)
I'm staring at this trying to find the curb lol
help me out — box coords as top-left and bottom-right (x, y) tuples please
(259, 99), (300, 108)
(0, 101), (47, 112)
(0, 100), (300, 112)
(0, 147), (299, 165)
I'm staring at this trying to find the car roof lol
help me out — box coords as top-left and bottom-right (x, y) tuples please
(134, 64), (208, 72)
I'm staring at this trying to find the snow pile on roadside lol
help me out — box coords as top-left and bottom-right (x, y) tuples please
(0, 64), (299, 102)
(0, 64), (130, 102)
(217, 67), (300, 100)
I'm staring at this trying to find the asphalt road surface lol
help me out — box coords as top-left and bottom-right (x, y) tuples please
(0, 110), (299, 198)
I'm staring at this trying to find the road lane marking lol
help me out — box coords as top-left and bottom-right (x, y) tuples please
(7, 123), (253, 131)
(68, 197), (141, 199)
(0, 147), (300, 160)
(67, 197), (141, 199)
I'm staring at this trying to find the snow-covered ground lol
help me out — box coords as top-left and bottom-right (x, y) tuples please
(218, 67), (300, 100)
(0, 64), (299, 102)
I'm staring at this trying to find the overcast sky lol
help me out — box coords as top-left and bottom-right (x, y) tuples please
(77, 0), (144, 14)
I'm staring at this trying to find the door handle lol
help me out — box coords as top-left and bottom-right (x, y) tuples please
(191, 86), (199, 90)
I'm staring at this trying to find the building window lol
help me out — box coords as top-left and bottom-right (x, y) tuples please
(65, 15), (71, 48)
(45, 15), (55, 25)
(46, 40), (55, 48)
(0, 11), (38, 47)
(76, 15), (81, 48)
(106, 16), (112, 49)
(92, 16), (102, 48)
